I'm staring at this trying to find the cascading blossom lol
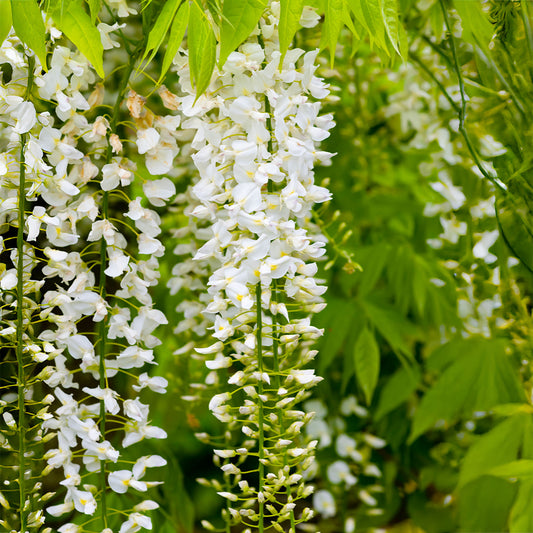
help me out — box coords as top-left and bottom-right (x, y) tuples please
(168, 2), (335, 530)
(0, 10), (170, 532)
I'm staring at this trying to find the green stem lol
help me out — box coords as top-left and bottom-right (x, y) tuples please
(440, 0), (466, 129)
(410, 51), (505, 192)
(16, 54), (34, 533)
(16, 132), (28, 533)
(98, 192), (109, 529)
(255, 283), (265, 533)
(98, 42), (144, 530)
(264, 80), (296, 532)
(271, 280), (296, 532)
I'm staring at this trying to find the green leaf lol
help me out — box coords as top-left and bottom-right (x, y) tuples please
(87, 0), (101, 21)
(491, 403), (533, 417)
(375, 365), (421, 420)
(323, 0), (344, 66)
(341, 318), (366, 392)
(387, 245), (413, 314)
(407, 491), (456, 533)
(361, 296), (418, 362)
(488, 460), (533, 479)
(354, 327), (380, 405)
(496, 186), (533, 273)
(316, 298), (356, 374)
(278, 0), (303, 60)
(0, 0), (12, 46)
(348, 0), (388, 53)
(458, 476), (518, 533)
(458, 412), (533, 532)
(409, 338), (524, 443)
(341, 5), (360, 54)
(459, 413), (527, 488)
(52, 0), (104, 78)
(158, 0), (189, 83)
(140, 0), (181, 70)
(380, 0), (400, 56)
(10, 0), (47, 68)
(412, 257), (428, 316)
(189, 1), (216, 97)
(454, 0), (493, 53)
(355, 244), (390, 297)
(219, 0), (267, 68)
(510, 478), (533, 533)
(206, 0), (223, 21)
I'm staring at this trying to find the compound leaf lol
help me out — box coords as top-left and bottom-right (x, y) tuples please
(52, 0), (104, 77)
(141, 0), (181, 70)
(219, 0), (267, 67)
(279, 0), (303, 60)
(159, 0), (189, 82)
(189, 1), (216, 97)
(0, 0), (12, 46)
(11, 0), (47, 68)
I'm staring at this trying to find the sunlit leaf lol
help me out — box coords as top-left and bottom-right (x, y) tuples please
(347, 0), (388, 53)
(458, 477), (518, 532)
(323, 0), (344, 65)
(87, 0), (101, 21)
(159, 0), (189, 83)
(219, 0), (267, 68)
(140, 0), (181, 70)
(489, 460), (533, 479)
(279, 0), (303, 60)
(0, 0), (12, 46)
(189, 1), (216, 98)
(510, 478), (533, 533)
(454, 0), (493, 52)
(380, 0), (401, 55)
(10, 0), (47, 68)
(51, 0), (104, 78)
(459, 413), (527, 488)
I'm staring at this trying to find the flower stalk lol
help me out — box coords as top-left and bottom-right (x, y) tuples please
(255, 283), (265, 532)
(97, 42), (143, 530)
(16, 53), (35, 533)
(16, 119), (28, 533)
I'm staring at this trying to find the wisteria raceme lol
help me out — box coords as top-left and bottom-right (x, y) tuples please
(385, 52), (510, 339)
(0, 10), (171, 532)
(167, 2), (335, 530)
(0, 42), (51, 533)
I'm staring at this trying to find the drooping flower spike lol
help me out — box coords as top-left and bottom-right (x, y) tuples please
(0, 7), (171, 532)
(169, 2), (335, 530)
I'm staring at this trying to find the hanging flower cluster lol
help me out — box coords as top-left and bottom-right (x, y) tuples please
(168, 2), (335, 530)
(0, 9), (171, 531)
(385, 50), (512, 339)
(0, 41), (51, 533)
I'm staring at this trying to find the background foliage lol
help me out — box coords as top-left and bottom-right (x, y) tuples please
(2, 0), (533, 532)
